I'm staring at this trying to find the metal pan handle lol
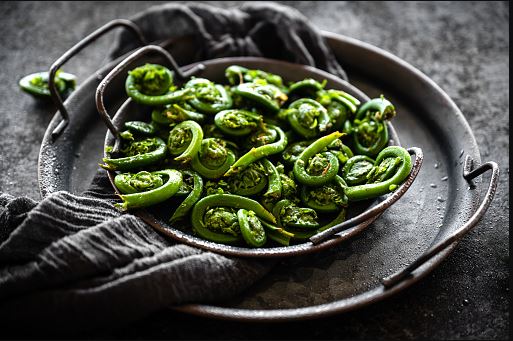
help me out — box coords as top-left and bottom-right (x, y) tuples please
(95, 44), (205, 143)
(48, 19), (147, 139)
(381, 155), (500, 288)
(310, 147), (424, 244)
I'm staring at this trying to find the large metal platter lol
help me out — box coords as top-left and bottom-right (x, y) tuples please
(38, 31), (485, 321)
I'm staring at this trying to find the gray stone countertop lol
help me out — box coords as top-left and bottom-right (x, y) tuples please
(0, 1), (508, 339)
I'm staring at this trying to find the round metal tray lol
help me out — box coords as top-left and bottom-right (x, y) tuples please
(38, 24), (498, 321)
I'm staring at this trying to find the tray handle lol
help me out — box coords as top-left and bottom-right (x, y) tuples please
(381, 155), (500, 288)
(48, 19), (147, 139)
(95, 44), (205, 144)
(310, 147), (424, 244)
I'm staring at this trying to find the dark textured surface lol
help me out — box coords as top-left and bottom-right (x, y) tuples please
(0, 1), (508, 339)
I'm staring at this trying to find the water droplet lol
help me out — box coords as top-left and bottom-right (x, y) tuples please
(434, 163), (439, 169)
(463, 299), (469, 305)
(430, 183), (437, 188)
(441, 176), (448, 181)
(437, 196), (445, 202)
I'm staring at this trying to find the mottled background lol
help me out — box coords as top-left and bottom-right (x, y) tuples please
(0, 1), (508, 339)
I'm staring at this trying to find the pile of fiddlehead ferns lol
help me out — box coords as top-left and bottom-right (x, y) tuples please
(101, 63), (412, 247)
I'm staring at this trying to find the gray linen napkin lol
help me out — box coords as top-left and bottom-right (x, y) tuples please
(0, 1), (347, 333)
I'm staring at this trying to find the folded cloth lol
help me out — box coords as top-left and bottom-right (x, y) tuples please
(0, 170), (273, 333)
(0, 1), (347, 334)
(110, 2), (348, 80)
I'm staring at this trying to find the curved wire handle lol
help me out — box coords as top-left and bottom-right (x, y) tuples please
(95, 44), (205, 141)
(310, 147), (424, 244)
(48, 19), (147, 139)
(381, 155), (500, 288)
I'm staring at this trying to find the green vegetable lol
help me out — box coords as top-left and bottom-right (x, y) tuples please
(232, 81), (288, 113)
(19, 70), (76, 98)
(191, 138), (236, 179)
(345, 146), (412, 201)
(103, 63), (414, 248)
(170, 170), (204, 223)
(284, 98), (331, 138)
(114, 169), (182, 211)
(225, 124), (287, 176)
(350, 96), (396, 157)
(238, 209), (267, 247)
(167, 120), (204, 164)
(191, 194), (275, 244)
(225, 65), (284, 88)
(101, 137), (167, 171)
(293, 131), (343, 186)
(185, 78), (232, 114)
(125, 64), (193, 106)
(214, 109), (263, 136)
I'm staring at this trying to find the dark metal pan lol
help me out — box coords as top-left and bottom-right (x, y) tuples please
(93, 43), (422, 257)
(38, 19), (499, 321)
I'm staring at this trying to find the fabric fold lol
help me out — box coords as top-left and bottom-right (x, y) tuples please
(109, 2), (347, 80)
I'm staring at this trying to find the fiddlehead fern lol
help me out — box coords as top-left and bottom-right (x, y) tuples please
(248, 123), (279, 147)
(224, 124), (287, 176)
(227, 161), (268, 196)
(151, 103), (205, 128)
(345, 146), (412, 201)
(293, 131), (343, 186)
(237, 209), (267, 247)
(191, 194), (276, 244)
(113, 169), (182, 211)
(124, 121), (156, 136)
(19, 70), (76, 98)
(272, 199), (319, 229)
(101, 137), (167, 171)
(170, 170), (204, 223)
(341, 155), (376, 186)
(317, 89), (361, 117)
(283, 98), (331, 138)
(185, 78), (232, 114)
(232, 80), (288, 113)
(109, 63), (416, 248)
(214, 109), (263, 136)
(288, 78), (325, 98)
(167, 120), (203, 164)
(191, 138), (236, 179)
(300, 175), (349, 213)
(350, 96), (396, 157)
(126, 64), (193, 106)
(225, 65), (284, 89)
